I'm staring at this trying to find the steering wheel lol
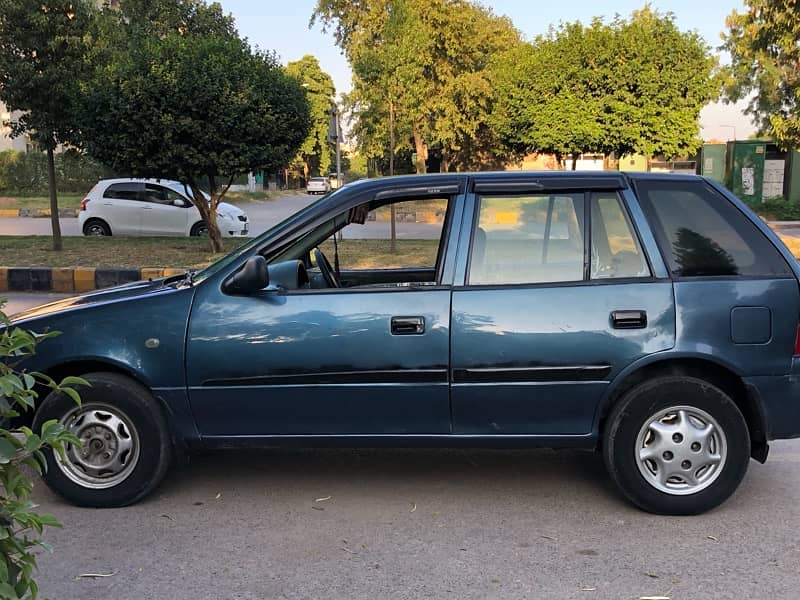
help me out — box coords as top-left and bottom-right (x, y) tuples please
(312, 247), (340, 288)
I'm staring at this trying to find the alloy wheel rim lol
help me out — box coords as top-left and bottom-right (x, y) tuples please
(635, 405), (727, 496)
(87, 224), (105, 236)
(56, 403), (140, 489)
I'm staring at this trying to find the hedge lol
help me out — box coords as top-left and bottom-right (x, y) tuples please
(0, 149), (115, 195)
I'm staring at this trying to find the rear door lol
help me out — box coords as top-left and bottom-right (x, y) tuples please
(101, 182), (144, 234)
(450, 178), (676, 435)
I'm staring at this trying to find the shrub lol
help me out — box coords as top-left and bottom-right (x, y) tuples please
(0, 303), (86, 599)
(742, 196), (800, 221)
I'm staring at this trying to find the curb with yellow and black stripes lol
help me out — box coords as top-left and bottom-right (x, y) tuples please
(0, 267), (187, 292)
(0, 208), (79, 218)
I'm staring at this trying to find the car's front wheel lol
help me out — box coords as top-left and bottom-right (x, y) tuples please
(190, 221), (208, 237)
(33, 372), (173, 507)
(603, 375), (750, 515)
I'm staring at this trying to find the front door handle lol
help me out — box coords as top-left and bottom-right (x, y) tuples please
(611, 310), (647, 329)
(391, 316), (425, 335)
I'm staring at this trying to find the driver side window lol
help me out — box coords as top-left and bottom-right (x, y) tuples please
(317, 198), (449, 272)
(275, 195), (453, 290)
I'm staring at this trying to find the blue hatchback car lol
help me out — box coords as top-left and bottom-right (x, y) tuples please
(10, 172), (800, 514)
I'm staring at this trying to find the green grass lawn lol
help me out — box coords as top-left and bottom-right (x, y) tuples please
(0, 236), (243, 268)
(0, 236), (440, 269)
(0, 194), (84, 211)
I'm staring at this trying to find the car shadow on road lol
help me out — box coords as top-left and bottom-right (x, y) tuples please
(153, 447), (624, 510)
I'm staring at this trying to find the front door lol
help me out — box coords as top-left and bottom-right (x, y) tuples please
(450, 185), (676, 435)
(140, 183), (191, 235)
(186, 190), (461, 438)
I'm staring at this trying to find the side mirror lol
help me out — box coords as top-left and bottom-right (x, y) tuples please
(173, 198), (188, 207)
(222, 256), (269, 294)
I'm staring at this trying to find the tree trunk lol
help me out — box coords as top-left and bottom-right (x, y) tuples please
(413, 128), (427, 174)
(440, 156), (450, 173)
(571, 153), (578, 171)
(189, 175), (223, 253)
(46, 145), (62, 251)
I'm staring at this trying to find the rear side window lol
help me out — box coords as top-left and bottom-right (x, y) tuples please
(469, 193), (585, 285)
(636, 179), (791, 278)
(104, 182), (142, 201)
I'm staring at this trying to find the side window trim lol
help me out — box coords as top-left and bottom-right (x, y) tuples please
(619, 187), (670, 279)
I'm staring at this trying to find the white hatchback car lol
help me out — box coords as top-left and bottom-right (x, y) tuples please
(79, 179), (249, 237)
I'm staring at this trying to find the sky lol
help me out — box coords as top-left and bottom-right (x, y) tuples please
(218, 0), (755, 142)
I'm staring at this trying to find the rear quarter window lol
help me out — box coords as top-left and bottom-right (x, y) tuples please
(635, 179), (791, 278)
(103, 182), (142, 201)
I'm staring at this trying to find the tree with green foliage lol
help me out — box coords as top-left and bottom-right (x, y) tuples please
(287, 55), (336, 180)
(81, 0), (310, 252)
(723, 0), (800, 149)
(491, 20), (611, 168)
(0, 0), (94, 250)
(313, 0), (520, 174)
(492, 7), (718, 167)
(0, 304), (87, 598)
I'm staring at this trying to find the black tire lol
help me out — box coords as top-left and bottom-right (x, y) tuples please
(603, 375), (750, 515)
(83, 219), (111, 236)
(33, 372), (173, 507)
(190, 221), (208, 237)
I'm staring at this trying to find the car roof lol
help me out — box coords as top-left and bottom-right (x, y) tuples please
(98, 177), (185, 187)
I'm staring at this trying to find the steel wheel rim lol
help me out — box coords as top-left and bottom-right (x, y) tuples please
(635, 405), (727, 496)
(86, 224), (106, 236)
(56, 402), (141, 489)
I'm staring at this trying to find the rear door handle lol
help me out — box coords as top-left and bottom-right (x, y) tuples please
(611, 310), (647, 329)
(391, 316), (425, 335)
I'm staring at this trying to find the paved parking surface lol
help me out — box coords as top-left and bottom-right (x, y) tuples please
(29, 442), (800, 599)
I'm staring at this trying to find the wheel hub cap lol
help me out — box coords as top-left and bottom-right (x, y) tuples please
(56, 403), (140, 489)
(635, 405), (727, 496)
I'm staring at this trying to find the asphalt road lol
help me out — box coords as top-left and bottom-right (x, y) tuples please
(3, 292), (800, 598)
(0, 194), (445, 240)
(28, 443), (800, 600)
(0, 193), (319, 238)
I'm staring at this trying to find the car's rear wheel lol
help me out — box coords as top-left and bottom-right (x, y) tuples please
(33, 372), (172, 507)
(83, 219), (111, 236)
(190, 221), (208, 237)
(603, 375), (750, 515)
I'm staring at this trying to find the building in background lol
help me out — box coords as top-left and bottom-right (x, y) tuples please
(0, 101), (27, 152)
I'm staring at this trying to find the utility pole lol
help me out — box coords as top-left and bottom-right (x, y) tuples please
(334, 102), (342, 190)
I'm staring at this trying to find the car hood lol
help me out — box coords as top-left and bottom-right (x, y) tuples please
(217, 202), (245, 217)
(9, 277), (184, 324)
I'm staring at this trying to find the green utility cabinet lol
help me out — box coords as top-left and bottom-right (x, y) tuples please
(726, 140), (766, 202)
(785, 151), (800, 202)
(699, 144), (726, 183)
